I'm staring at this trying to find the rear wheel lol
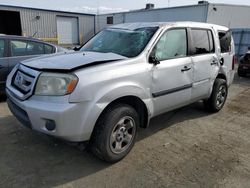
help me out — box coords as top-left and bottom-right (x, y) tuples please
(204, 78), (228, 112)
(90, 104), (139, 163)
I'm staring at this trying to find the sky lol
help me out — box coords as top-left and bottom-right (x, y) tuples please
(0, 0), (250, 14)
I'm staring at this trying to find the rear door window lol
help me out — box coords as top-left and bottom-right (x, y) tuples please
(0, 39), (5, 58)
(10, 40), (50, 57)
(191, 29), (214, 55)
(11, 40), (29, 57)
(219, 31), (232, 53)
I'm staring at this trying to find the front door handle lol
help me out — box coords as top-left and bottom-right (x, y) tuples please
(0, 65), (4, 69)
(181, 66), (191, 72)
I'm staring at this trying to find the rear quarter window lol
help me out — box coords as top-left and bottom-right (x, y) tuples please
(44, 44), (54, 54)
(219, 31), (232, 53)
(0, 39), (5, 57)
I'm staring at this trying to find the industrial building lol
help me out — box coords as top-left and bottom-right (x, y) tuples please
(1, 2), (250, 55)
(96, 1), (250, 55)
(0, 4), (95, 45)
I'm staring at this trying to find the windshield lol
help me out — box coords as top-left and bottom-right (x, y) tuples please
(80, 27), (158, 58)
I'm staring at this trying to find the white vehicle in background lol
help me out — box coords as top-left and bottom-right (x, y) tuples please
(6, 22), (235, 162)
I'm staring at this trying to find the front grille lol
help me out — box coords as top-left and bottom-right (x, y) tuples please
(8, 64), (40, 100)
(12, 70), (35, 94)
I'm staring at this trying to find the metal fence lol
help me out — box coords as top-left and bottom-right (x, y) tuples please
(232, 28), (250, 57)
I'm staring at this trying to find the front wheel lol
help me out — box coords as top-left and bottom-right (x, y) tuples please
(204, 78), (228, 112)
(90, 104), (139, 163)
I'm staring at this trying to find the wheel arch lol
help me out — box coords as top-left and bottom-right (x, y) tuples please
(100, 95), (149, 128)
(216, 73), (227, 81)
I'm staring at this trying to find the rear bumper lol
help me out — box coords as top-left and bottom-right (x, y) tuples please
(238, 68), (250, 73)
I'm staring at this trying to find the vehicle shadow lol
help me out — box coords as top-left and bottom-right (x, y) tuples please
(233, 74), (250, 86)
(0, 101), (211, 187)
(0, 94), (7, 103)
(137, 101), (210, 141)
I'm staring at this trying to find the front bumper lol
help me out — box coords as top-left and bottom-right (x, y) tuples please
(6, 88), (92, 142)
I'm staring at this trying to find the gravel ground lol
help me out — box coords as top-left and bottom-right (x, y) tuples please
(0, 74), (250, 188)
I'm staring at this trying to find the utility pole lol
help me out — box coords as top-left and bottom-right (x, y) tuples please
(96, 0), (100, 34)
(168, 0), (170, 7)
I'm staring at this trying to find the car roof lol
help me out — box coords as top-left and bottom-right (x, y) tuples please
(0, 34), (63, 48)
(109, 21), (229, 31)
(0, 34), (41, 40)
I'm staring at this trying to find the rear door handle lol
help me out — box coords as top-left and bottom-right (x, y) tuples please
(181, 66), (191, 72)
(211, 59), (218, 65)
(0, 65), (4, 69)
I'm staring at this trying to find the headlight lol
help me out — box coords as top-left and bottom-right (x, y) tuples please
(35, 73), (78, 96)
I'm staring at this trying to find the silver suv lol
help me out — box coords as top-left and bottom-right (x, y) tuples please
(6, 22), (235, 162)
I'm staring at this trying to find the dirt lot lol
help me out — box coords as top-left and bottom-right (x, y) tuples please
(0, 75), (250, 188)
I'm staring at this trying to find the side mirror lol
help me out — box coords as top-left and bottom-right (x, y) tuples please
(73, 46), (80, 51)
(149, 56), (160, 65)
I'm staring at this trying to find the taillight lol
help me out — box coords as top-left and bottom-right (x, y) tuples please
(232, 55), (237, 70)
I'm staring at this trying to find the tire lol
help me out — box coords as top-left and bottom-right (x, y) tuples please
(238, 71), (246, 77)
(204, 78), (228, 113)
(90, 104), (139, 163)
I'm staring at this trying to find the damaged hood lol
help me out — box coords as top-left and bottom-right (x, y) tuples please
(21, 51), (127, 71)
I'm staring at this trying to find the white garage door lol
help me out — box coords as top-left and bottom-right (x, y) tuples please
(57, 16), (79, 44)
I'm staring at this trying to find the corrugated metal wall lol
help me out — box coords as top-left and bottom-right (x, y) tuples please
(0, 6), (95, 44)
(96, 5), (208, 32)
(232, 29), (250, 57)
(124, 5), (208, 22)
(207, 4), (250, 28)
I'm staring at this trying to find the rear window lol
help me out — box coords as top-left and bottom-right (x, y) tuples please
(11, 40), (44, 56)
(10, 40), (55, 57)
(44, 44), (54, 54)
(191, 29), (214, 55)
(0, 39), (5, 57)
(243, 53), (250, 63)
(219, 31), (232, 53)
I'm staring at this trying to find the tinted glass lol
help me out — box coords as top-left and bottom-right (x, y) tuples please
(44, 44), (54, 54)
(11, 40), (28, 57)
(243, 53), (250, 63)
(219, 31), (232, 53)
(26, 41), (44, 55)
(192, 29), (210, 55)
(0, 40), (5, 57)
(11, 40), (46, 57)
(208, 30), (215, 53)
(81, 27), (158, 58)
(153, 29), (187, 61)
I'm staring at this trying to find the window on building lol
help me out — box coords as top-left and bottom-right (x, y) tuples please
(219, 31), (232, 53)
(152, 29), (187, 61)
(0, 40), (5, 57)
(107, 16), (114, 24)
